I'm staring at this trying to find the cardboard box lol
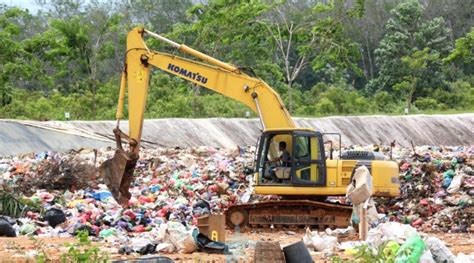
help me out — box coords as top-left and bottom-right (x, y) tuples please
(197, 214), (226, 242)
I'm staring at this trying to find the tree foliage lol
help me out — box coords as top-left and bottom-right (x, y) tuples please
(369, 1), (451, 95)
(0, 0), (472, 120)
(445, 27), (474, 75)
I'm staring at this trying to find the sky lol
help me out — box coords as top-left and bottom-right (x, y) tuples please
(1, 0), (43, 13)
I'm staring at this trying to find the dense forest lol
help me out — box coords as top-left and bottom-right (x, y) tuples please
(0, 0), (472, 120)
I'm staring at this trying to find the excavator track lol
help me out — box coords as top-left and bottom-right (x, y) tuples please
(226, 200), (352, 230)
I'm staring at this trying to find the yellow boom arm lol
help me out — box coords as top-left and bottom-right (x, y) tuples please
(118, 27), (295, 148)
(100, 27), (295, 205)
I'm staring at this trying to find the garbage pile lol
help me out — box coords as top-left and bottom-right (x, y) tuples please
(337, 222), (473, 262)
(0, 150), (98, 194)
(0, 146), (253, 255)
(301, 221), (473, 262)
(376, 145), (474, 233)
(0, 144), (472, 257)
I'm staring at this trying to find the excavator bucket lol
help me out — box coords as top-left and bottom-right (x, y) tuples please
(99, 149), (137, 206)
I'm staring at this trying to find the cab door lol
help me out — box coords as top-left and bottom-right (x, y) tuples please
(291, 131), (326, 186)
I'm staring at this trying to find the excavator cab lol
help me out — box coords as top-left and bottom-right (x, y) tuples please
(256, 129), (327, 186)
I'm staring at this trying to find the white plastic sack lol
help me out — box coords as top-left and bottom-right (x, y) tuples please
(131, 237), (153, 251)
(303, 228), (313, 248)
(240, 191), (251, 203)
(325, 226), (355, 237)
(419, 249), (435, 263)
(447, 173), (463, 194)
(424, 236), (455, 263)
(365, 199), (379, 223)
(319, 235), (338, 252)
(152, 223), (168, 242)
(339, 241), (364, 250)
(311, 233), (326, 251)
(302, 228), (338, 252)
(351, 198), (379, 224)
(166, 222), (197, 253)
(156, 243), (175, 253)
(454, 253), (474, 263)
(366, 222), (417, 248)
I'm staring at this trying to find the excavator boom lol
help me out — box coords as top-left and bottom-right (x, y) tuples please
(100, 27), (296, 205)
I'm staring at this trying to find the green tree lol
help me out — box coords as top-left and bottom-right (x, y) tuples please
(394, 48), (440, 112)
(369, 1), (451, 95)
(310, 0), (365, 84)
(46, 1), (124, 118)
(118, 0), (192, 33)
(0, 7), (33, 105)
(444, 27), (474, 75)
(167, 0), (273, 116)
(258, 0), (317, 113)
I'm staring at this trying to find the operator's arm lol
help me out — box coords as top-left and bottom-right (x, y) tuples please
(268, 150), (290, 163)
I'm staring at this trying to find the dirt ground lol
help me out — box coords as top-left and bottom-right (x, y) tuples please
(0, 229), (472, 263)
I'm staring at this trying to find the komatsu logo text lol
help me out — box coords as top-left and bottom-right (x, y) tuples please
(167, 63), (208, 84)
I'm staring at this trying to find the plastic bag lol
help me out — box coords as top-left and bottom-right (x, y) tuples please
(454, 253), (474, 263)
(131, 237), (153, 251)
(0, 219), (16, 237)
(351, 206), (360, 224)
(240, 188), (252, 203)
(302, 228), (338, 252)
(395, 235), (426, 263)
(447, 173), (463, 194)
(92, 191), (112, 201)
(424, 236), (455, 263)
(302, 228), (313, 248)
(419, 249), (435, 263)
(367, 222), (418, 250)
(156, 243), (175, 253)
(383, 241), (400, 263)
(19, 224), (36, 235)
(44, 208), (66, 228)
(195, 233), (228, 254)
(351, 199), (378, 225)
(166, 222), (197, 253)
(311, 233), (326, 251)
(442, 177), (453, 188)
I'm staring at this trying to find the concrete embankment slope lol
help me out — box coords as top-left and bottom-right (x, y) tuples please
(0, 114), (473, 155)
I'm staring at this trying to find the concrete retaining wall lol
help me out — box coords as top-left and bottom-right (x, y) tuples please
(1, 114), (472, 155)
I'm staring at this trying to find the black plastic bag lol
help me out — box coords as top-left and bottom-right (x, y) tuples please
(44, 208), (66, 228)
(118, 245), (133, 255)
(0, 219), (16, 237)
(195, 233), (228, 254)
(138, 243), (157, 255)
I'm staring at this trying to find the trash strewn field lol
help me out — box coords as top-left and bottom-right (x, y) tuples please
(0, 144), (473, 262)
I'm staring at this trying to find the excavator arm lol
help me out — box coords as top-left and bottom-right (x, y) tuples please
(100, 27), (295, 205)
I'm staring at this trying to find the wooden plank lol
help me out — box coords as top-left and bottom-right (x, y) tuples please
(254, 241), (285, 263)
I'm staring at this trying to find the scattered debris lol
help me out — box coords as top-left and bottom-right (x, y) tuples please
(0, 144), (472, 261)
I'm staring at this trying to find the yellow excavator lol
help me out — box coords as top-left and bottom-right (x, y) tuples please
(100, 27), (400, 229)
